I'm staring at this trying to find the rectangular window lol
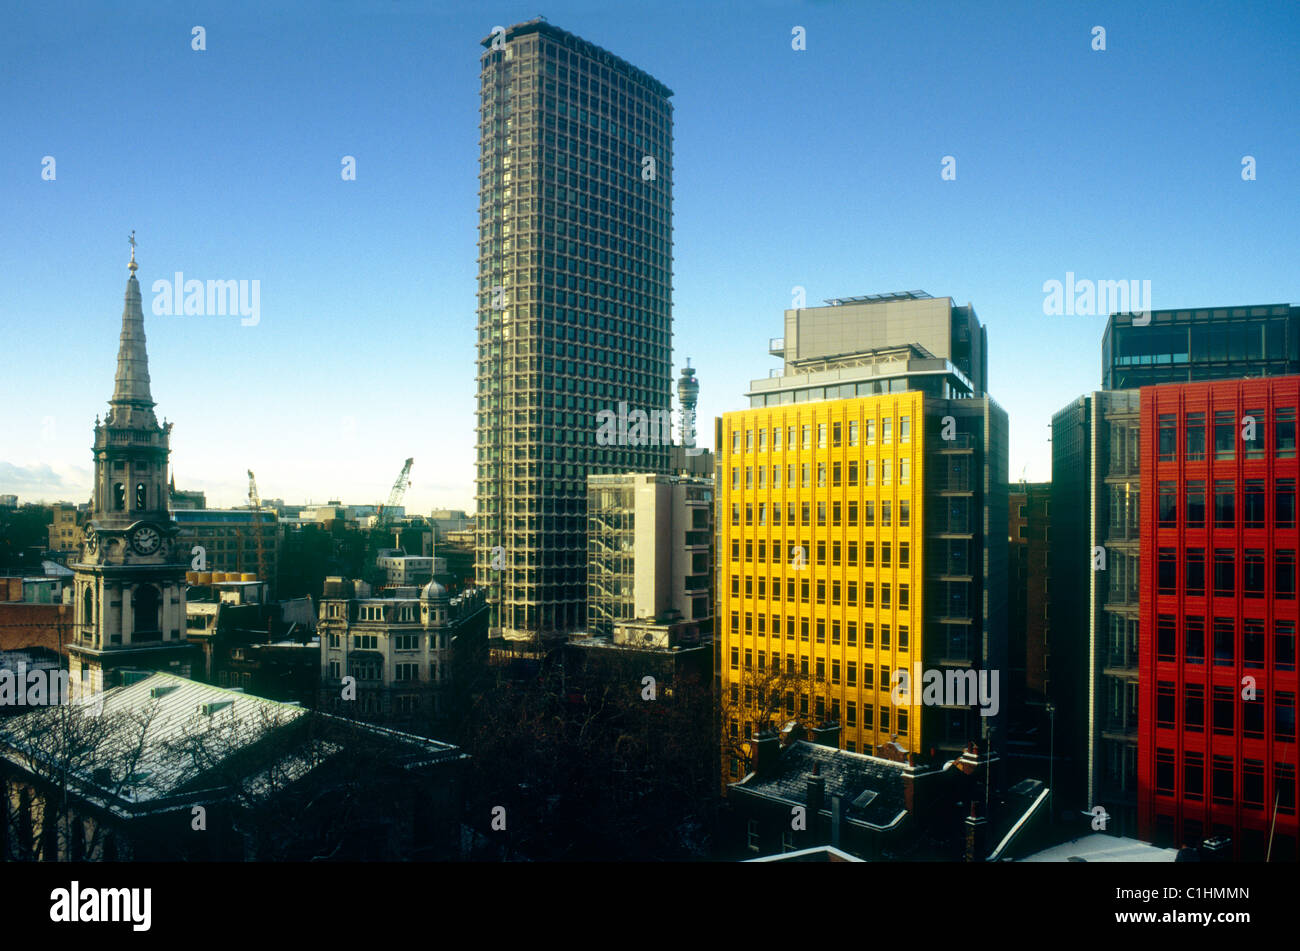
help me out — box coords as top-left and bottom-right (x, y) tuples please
(1245, 549), (1267, 597)
(1157, 615), (1177, 661)
(1213, 617), (1235, 666)
(1214, 410), (1235, 460)
(1244, 407), (1266, 458)
(1277, 621), (1297, 671)
(1185, 683), (1204, 732)
(1244, 479), (1266, 528)
(1212, 755), (1234, 803)
(1186, 480), (1205, 527)
(1214, 480), (1234, 528)
(1244, 618), (1266, 668)
(1185, 616), (1205, 664)
(1156, 749), (1175, 795)
(1277, 550), (1296, 600)
(1278, 692), (1296, 742)
(1158, 482), (1177, 527)
(1185, 412), (1206, 461)
(1213, 686), (1235, 735)
(849, 420), (858, 446)
(1184, 751), (1203, 801)
(1277, 408), (1297, 459)
(1156, 681), (1176, 726)
(1186, 548), (1205, 596)
(1158, 414), (1177, 461)
(1158, 548), (1177, 595)
(1213, 548), (1235, 596)
(1279, 479), (1297, 528)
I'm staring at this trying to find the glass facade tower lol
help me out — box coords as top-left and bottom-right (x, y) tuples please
(475, 20), (674, 646)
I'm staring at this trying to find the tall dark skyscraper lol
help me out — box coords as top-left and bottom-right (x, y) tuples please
(475, 20), (674, 647)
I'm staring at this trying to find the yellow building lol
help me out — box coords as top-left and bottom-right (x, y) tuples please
(47, 503), (83, 554)
(717, 393), (925, 779)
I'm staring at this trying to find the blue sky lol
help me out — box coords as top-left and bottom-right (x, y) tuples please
(2, 0), (1297, 511)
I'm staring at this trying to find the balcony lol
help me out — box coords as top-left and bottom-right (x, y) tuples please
(769, 337), (785, 357)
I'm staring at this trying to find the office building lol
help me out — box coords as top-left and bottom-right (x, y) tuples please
(1052, 301), (1300, 843)
(474, 19), (674, 647)
(586, 472), (712, 638)
(172, 508), (281, 592)
(718, 293), (1007, 779)
(1137, 376), (1299, 861)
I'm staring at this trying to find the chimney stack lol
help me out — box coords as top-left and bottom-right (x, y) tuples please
(807, 761), (826, 817)
(752, 729), (780, 775)
(964, 800), (989, 862)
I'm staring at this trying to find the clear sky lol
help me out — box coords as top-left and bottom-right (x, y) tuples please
(2, 0), (1297, 511)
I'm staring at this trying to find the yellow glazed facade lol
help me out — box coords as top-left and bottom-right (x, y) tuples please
(718, 393), (925, 775)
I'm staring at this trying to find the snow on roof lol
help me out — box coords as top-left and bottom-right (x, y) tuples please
(1020, 834), (1177, 862)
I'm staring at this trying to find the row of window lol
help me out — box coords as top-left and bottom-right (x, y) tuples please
(1155, 682), (1295, 739)
(1156, 408), (1297, 462)
(732, 459), (912, 490)
(730, 498), (912, 527)
(730, 653), (909, 689)
(1154, 615), (1297, 668)
(731, 417), (913, 455)
(729, 618), (908, 652)
(1156, 548), (1297, 599)
(1157, 478), (1296, 529)
(1154, 753), (1295, 813)
(730, 538), (910, 568)
(727, 576), (912, 612)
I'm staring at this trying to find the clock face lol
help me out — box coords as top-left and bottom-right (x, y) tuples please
(130, 525), (162, 555)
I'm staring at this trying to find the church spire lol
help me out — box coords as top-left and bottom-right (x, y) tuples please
(109, 232), (158, 428)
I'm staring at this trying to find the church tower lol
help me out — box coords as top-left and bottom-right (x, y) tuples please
(69, 237), (195, 693)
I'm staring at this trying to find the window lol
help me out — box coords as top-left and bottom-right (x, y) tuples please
(900, 499), (910, 526)
(1214, 480), (1234, 528)
(1245, 549), (1266, 598)
(1277, 550), (1297, 600)
(1186, 481), (1205, 527)
(1185, 412), (1206, 461)
(113, 483), (125, 510)
(1277, 621), (1297, 671)
(1156, 749), (1175, 795)
(1156, 681), (1176, 726)
(883, 418), (892, 444)
(1185, 617), (1205, 664)
(818, 423), (827, 448)
(1214, 410), (1235, 460)
(1184, 751), (1203, 801)
(1280, 479), (1297, 528)
(1186, 548), (1205, 596)
(135, 483), (147, 510)
(1158, 482), (1177, 527)
(1213, 686), (1235, 735)
(1213, 549), (1234, 596)
(1158, 414), (1177, 461)
(849, 420), (858, 446)
(1245, 408), (1265, 458)
(900, 416), (911, 444)
(1158, 548), (1177, 595)
(899, 542), (909, 569)
(1278, 692), (1296, 742)
(747, 819), (760, 853)
(1278, 408), (1297, 458)
(1157, 615), (1176, 661)
(1213, 617), (1234, 666)
(1185, 683), (1204, 732)
(1244, 479), (1266, 528)
(1212, 755), (1234, 803)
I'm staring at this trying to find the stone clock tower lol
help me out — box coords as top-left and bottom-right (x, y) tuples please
(68, 238), (195, 693)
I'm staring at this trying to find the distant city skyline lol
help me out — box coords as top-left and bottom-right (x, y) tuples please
(3, 0), (1297, 512)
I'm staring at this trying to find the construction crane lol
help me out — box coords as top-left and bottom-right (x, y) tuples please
(377, 458), (414, 529)
(247, 469), (268, 584)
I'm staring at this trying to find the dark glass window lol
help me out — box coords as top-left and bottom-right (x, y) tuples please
(1279, 479), (1296, 528)
(1157, 681), (1176, 726)
(1245, 408), (1266, 458)
(1185, 684), (1204, 731)
(1278, 692), (1296, 742)
(1245, 549), (1266, 598)
(1185, 616), (1205, 664)
(1156, 749), (1175, 795)
(1158, 482), (1177, 527)
(1244, 479), (1266, 528)
(1213, 617), (1235, 665)
(1245, 698), (1265, 737)
(1157, 615), (1177, 661)
(1186, 549), (1205, 596)
(1158, 548), (1177, 594)
(1277, 550), (1297, 600)
(1278, 408), (1297, 459)
(1214, 480), (1235, 528)
(1278, 621), (1297, 671)
(1158, 415), (1177, 461)
(1185, 412), (1206, 461)
(1214, 410), (1235, 460)
(1184, 751), (1204, 801)
(1212, 755), (1234, 803)
(1213, 686), (1235, 735)
(1213, 549), (1235, 596)
(1244, 619), (1266, 668)
(1186, 481), (1206, 527)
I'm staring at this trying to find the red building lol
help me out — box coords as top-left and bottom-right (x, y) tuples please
(1138, 377), (1299, 860)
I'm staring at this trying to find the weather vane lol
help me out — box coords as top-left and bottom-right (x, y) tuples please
(128, 230), (137, 273)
